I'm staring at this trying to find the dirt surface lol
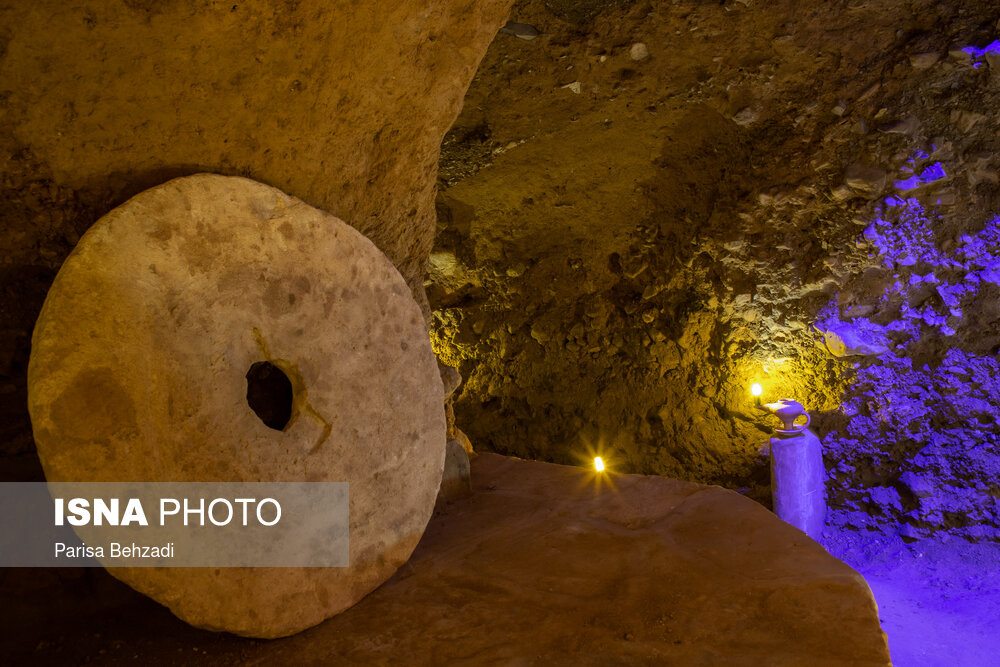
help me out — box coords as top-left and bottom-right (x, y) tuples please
(2, 453), (890, 665)
(825, 531), (1000, 665)
(430, 0), (1000, 535)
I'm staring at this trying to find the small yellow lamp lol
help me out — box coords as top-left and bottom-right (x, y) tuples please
(751, 382), (763, 406)
(593, 456), (605, 472)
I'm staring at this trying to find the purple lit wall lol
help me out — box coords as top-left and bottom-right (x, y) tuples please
(819, 183), (1000, 542)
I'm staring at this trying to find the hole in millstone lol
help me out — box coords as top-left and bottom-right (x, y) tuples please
(245, 361), (293, 430)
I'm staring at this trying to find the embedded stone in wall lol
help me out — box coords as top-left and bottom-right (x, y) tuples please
(27, 174), (447, 638)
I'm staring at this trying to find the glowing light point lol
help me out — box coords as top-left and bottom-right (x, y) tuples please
(593, 456), (605, 472)
(751, 383), (763, 397)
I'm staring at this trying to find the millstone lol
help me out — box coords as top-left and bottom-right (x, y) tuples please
(27, 174), (446, 638)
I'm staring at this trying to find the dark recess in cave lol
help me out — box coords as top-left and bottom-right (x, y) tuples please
(245, 361), (293, 430)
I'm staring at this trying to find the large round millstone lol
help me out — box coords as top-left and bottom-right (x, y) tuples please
(27, 174), (446, 638)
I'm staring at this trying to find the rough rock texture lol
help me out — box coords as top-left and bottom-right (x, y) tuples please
(0, 0), (513, 463)
(27, 174), (447, 638)
(3, 454), (891, 665)
(429, 0), (1000, 539)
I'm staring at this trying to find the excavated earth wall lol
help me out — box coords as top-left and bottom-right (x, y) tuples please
(431, 0), (1000, 541)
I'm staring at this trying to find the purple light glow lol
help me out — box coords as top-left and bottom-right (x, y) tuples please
(823, 204), (1000, 539)
(820, 176), (1000, 664)
(892, 162), (947, 193)
(961, 40), (1000, 58)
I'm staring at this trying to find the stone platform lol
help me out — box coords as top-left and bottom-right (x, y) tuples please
(5, 453), (890, 665)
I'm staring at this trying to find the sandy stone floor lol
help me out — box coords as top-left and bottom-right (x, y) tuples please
(4, 454), (888, 665)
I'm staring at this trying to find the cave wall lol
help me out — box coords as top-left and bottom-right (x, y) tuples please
(430, 0), (1000, 539)
(0, 0), (513, 468)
